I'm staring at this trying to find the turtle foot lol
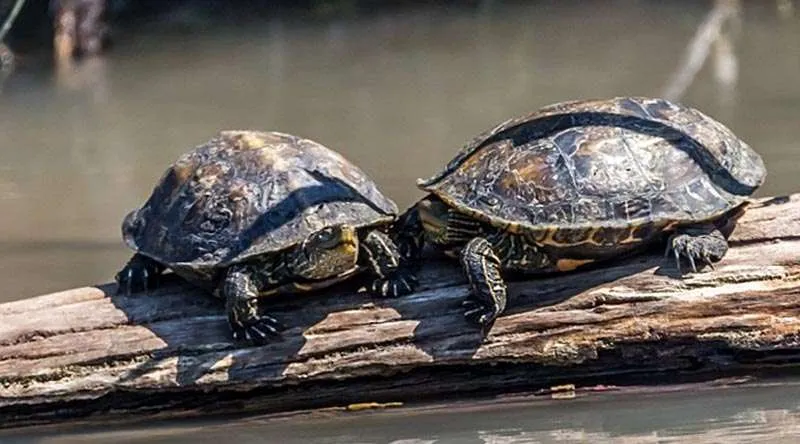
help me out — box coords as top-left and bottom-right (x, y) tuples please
(230, 314), (285, 345)
(462, 298), (501, 335)
(666, 226), (728, 273)
(115, 254), (163, 296)
(460, 237), (507, 335)
(370, 269), (419, 298)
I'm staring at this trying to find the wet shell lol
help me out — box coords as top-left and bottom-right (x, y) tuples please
(419, 97), (766, 232)
(123, 130), (397, 267)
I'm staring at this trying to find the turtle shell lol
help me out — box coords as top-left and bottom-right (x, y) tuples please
(123, 130), (397, 268)
(419, 97), (766, 231)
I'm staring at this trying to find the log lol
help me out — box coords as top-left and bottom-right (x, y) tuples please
(1, 194), (800, 429)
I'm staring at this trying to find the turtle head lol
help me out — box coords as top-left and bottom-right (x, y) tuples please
(416, 194), (482, 246)
(290, 224), (359, 280)
(416, 195), (451, 244)
(121, 209), (145, 250)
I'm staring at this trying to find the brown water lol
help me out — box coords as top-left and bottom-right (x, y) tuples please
(1, 0), (799, 441)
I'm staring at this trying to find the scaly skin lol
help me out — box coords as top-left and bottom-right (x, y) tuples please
(400, 194), (735, 336)
(460, 237), (507, 333)
(666, 224), (729, 272)
(117, 224), (418, 345)
(397, 98), (764, 336)
(360, 230), (418, 297)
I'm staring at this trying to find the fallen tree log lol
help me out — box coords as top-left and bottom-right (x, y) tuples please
(1, 194), (800, 429)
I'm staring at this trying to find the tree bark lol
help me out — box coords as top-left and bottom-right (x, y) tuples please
(1, 194), (799, 429)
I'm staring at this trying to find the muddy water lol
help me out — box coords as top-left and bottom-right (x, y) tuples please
(1, 0), (799, 441)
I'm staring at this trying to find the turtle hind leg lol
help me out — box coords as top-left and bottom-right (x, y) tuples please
(115, 254), (164, 296)
(460, 237), (507, 334)
(361, 230), (418, 297)
(222, 265), (284, 345)
(666, 224), (729, 273)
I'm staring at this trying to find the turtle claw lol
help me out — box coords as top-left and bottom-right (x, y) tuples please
(142, 268), (151, 295)
(462, 298), (498, 333)
(688, 254), (697, 273)
(370, 271), (418, 298)
(462, 299), (483, 320)
(125, 268), (133, 296)
(672, 247), (681, 272)
(231, 314), (284, 345)
(115, 255), (162, 296)
(667, 227), (728, 274)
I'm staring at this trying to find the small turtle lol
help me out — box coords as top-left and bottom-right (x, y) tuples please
(396, 97), (765, 331)
(117, 130), (417, 344)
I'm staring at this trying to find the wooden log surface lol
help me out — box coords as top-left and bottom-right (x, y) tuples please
(1, 194), (800, 429)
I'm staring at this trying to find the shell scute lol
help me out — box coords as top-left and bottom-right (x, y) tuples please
(124, 131), (396, 267)
(420, 97), (765, 233)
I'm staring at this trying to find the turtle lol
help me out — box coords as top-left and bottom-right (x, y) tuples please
(395, 96), (766, 332)
(116, 130), (418, 344)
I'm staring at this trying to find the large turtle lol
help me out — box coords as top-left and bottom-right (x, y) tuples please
(396, 96), (766, 332)
(117, 130), (417, 344)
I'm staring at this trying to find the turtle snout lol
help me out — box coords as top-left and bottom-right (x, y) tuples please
(122, 210), (144, 236)
(331, 225), (358, 255)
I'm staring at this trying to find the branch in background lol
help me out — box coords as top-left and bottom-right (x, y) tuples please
(777, 0), (795, 20)
(0, 0), (25, 43)
(661, 0), (740, 102)
(0, 0), (25, 72)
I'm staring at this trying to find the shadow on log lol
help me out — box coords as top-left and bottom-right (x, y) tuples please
(1, 194), (800, 429)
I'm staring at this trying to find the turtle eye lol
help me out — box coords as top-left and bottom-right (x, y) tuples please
(315, 228), (335, 244)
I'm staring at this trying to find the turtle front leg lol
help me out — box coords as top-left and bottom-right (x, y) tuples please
(361, 230), (418, 297)
(460, 237), (507, 333)
(115, 253), (164, 295)
(666, 224), (729, 273)
(221, 265), (283, 345)
(393, 206), (426, 265)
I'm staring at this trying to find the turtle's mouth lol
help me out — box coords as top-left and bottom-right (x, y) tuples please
(335, 226), (359, 257)
(417, 196), (449, 243)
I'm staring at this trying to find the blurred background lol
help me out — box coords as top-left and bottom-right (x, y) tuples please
(1, 0), (800, 441)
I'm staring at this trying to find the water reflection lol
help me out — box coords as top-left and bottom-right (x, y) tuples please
(54, 55), (109, 103)
(16, 383), (800, 443)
